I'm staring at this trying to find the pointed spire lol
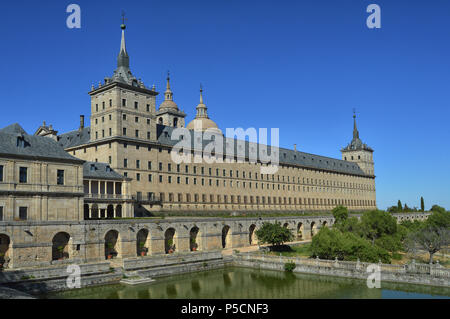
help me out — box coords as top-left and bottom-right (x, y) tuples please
(195, 84), (208, 119)
(353, 109), (359, 139)
(117, 12), (129, 69)
(164, 71), (174, 101)
(199, 84), (204, 104)
(166, 71), (171, 90)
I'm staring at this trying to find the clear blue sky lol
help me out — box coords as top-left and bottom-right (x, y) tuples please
(1, 0), (449, 210)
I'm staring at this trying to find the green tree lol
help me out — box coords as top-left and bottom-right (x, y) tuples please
(397, 200), (403, 212)
(336, 216), (360, 233)
(426, 207), (450, 231)
(311, 227), (390, 263)
(360, 210), (397, 245)
(255, 222), (294, 248)
(430, 205), (446, 214)
(406, 227), (450, 263)
(420, 197), (425, 212)
(387, 206), (399, 213)
(332, 206), (348, 224)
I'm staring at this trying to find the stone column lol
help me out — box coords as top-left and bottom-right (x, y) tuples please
(303, 224), (312, 240)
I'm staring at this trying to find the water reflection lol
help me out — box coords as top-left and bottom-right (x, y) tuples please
(43, 267), (450, 299)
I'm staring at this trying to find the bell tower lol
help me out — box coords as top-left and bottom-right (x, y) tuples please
(341, 112), (374, 176)
(88, 19), (159, 143)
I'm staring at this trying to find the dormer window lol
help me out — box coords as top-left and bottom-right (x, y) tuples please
(16, 136), (25, 148)
(90, 164), (95, 171)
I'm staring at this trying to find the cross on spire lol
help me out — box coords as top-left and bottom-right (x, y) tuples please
(121, 11), (127, 29)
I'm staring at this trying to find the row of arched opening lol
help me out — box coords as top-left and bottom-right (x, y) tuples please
(0, 220), (330, 266)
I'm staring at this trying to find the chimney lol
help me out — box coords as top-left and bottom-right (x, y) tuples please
(294, 144), (297, 152)
(79, 115), (85, 131)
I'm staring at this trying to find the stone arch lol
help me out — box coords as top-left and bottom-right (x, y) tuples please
(107, 205), (114, 219)
(84, 204), (90, 220)
(297, 222), (304, 240)
(322, 221), (328, 228)
(190, 226), (200, 251)
(283, 222), (289, 228)
(137, 228), (150, 256)
(105, 230), (120, 259)
(91, 204), (99, 219)
(249, 224), (257, 245)
(158, 117), (163, 125)
(0, 234), (11, 268)
(165, 228), (176, 254)
(311, 221), (317, 237)
(222, 225), (232, 249)
(52, 232), (71, 261)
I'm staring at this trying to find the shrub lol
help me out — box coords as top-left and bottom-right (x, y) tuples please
(311, 227), (391, 263)
(284, 262), (296, 272)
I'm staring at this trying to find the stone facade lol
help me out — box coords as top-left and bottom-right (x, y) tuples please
(56, 24), (377, 215)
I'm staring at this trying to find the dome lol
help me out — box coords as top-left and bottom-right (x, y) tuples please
(159, 99), (179, 111)
(186, 118), (221, 133)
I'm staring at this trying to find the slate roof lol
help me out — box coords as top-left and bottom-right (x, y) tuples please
(57, 124), (369, 177)
(0, 123), (84, 163)
(57, 127), (91, 149)
(83, 161), (126, 180)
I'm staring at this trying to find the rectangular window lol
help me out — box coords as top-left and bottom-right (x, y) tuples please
(57, 170), (64, 185)
(136, 160), (140, 169)
(109, 156), (112, 164)
(148, 161), (152, 170)
(19, 167), (27, 183)
(0, 207), (3, 221)
(124, 159), (128, 168)
(135, 117), (139, 123)
(148, 174), (152, 182)
(147, 132), (151, 139)
(109, 99), (112, 107)
(0, 165), (3, 182)
(146, 104), (150, 112)
(136, 173), (140, 181)
(135, 101), (138, 109)
(19, 207), (27, 220)
(123, 114), (127, 120)
(122, 99), (126, 107)
(123, 128), (127, 136)
(135, 130), (139, 138)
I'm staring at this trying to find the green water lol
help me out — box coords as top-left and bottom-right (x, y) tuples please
(43, 267), (450, 299)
